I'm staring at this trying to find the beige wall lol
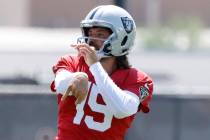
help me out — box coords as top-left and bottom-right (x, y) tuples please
(30, 0), (114, 27)
(128, 0), (210, 26)
(0, 0), (210, 27)
(160, 0), (210, 26)
(0, 0), (30, 26)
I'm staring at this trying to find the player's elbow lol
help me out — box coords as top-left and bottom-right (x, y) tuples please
(113, 98), (139, 119)
(55, 70), (74, 94)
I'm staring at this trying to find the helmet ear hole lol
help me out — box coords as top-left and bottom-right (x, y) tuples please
(103, 43), (112, 54)
(121, 36), (128, 46)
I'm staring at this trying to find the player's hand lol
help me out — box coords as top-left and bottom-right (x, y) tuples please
(71, 43), (98, 66)
(61, 74), (88, 105)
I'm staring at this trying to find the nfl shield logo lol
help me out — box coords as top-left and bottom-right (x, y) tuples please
(121, 17), (134, 34)
(139, 85), (149, 100)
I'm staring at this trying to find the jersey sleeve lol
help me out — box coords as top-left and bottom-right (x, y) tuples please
(123, 69), (153, 113)
(52, 55), (78, 74)
(50, 55), (78, 92)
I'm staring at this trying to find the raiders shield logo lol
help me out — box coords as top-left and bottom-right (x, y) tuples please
(121, 17), (134, 34)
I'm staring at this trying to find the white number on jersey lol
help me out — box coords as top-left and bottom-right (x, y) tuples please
(73, 83), (113, 132)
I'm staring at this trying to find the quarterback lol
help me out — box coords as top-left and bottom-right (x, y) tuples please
(51, 5), (153, 140)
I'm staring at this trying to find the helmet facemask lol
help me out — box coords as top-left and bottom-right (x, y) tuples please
(78, 27), (114, 60)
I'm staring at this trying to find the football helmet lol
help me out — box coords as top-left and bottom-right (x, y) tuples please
(79, 5), (136, 58)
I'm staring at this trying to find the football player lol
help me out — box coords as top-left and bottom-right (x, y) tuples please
(51, 5), (153, 140)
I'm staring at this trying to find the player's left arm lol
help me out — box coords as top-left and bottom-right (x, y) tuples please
(74, 43), (153, 118)
(89, 62), (141, 119)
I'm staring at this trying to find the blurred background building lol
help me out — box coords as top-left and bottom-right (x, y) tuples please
(1, 0), (210, 27)
(0, 0), (210, 140)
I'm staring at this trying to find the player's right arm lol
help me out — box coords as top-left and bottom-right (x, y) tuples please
(52, 56), (88, 104)
(55, 70), (88, 104)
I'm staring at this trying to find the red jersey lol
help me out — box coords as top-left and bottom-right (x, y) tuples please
(51, 55), (153, 140)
